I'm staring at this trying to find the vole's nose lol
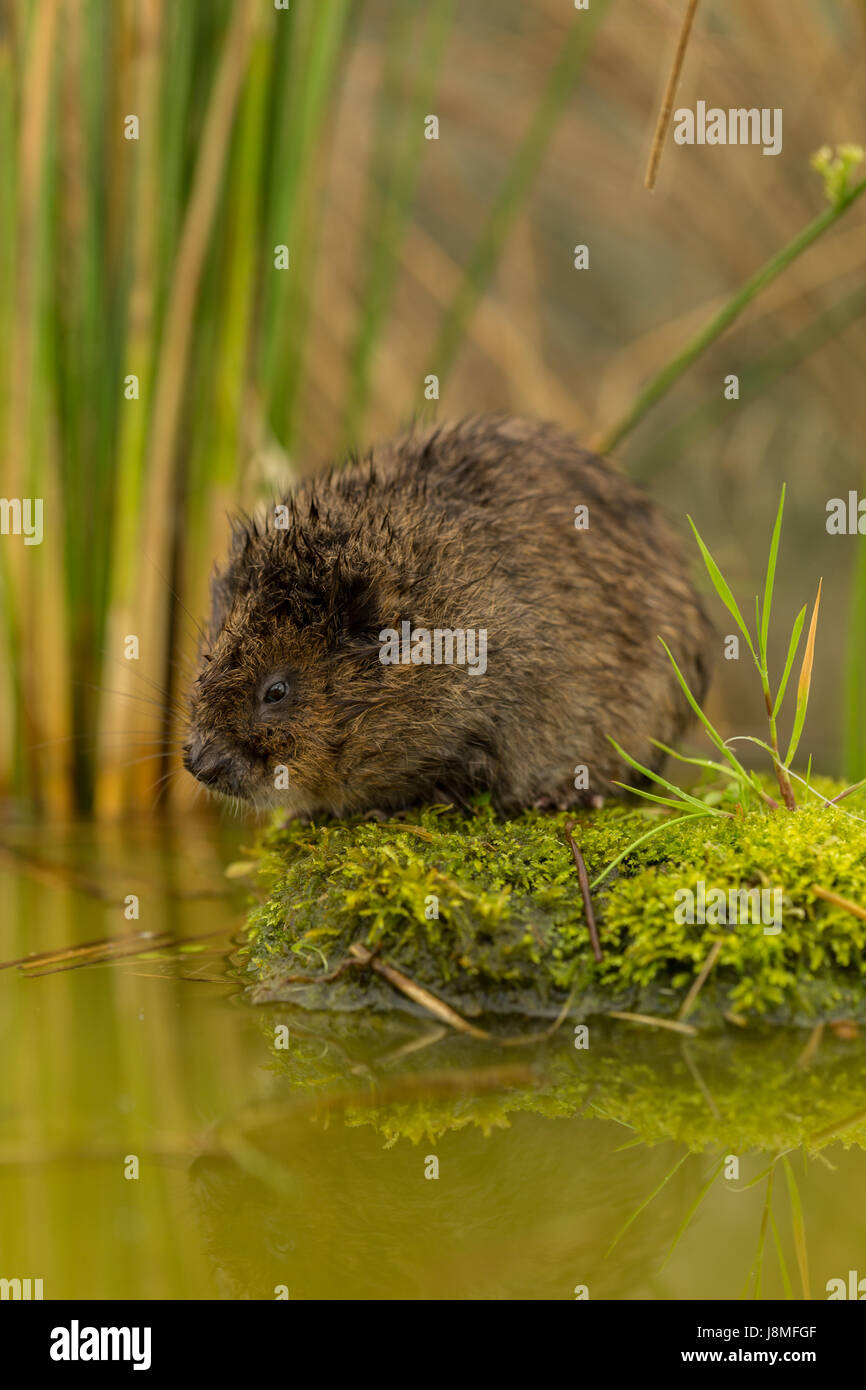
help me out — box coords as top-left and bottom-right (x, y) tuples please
(183, 737), (231, 788)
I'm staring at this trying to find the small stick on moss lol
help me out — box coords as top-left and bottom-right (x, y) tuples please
(828, 778), (866, 804)
(606, 1009), (698, 1037)
(564, 819), (604, 962)
(347, 942), (492, 1039)
(678, 938), (723, 1021)
(812, 884), (866, 922)
(348, 943), (579, 1049)
(644, 0), (701, 191)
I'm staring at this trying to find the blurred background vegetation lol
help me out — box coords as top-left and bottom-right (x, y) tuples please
(0, 0), (864, 820)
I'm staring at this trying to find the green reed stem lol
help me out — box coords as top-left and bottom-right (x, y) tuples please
(598, 177), (866, 455)
(632, 281), (866, 478)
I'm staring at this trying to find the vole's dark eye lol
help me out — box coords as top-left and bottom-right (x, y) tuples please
(263, 680), (288, 705)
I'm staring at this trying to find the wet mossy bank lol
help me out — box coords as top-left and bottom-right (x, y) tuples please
(239, 785), (866, 1028)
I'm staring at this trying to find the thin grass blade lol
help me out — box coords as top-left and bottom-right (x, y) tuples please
(784, 579), (822, 766)
(781, 1156), (810, 1299)
(658, 638), (754, 781)
(771, 605), (807, 718)
(687, 517), (758, 664)
(760, 485), (786, 668)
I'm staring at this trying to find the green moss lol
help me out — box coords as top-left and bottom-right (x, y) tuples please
(241, 782), (866, 1027)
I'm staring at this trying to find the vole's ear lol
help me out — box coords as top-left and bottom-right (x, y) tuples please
(326, 556), (382, 649)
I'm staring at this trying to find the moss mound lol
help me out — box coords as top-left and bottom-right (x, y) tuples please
(241, 783), (866, 1027)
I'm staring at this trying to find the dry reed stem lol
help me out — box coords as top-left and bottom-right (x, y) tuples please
(607, 1009), (698, 1037)
(645, 0), (701, 191)
(812, 884), (866, 922)
(678, 937), (723, 1021)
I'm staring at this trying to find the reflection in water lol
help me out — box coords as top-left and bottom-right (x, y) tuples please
(1, 825), (864, 1300)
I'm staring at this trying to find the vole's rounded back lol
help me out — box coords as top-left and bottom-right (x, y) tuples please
(184, 415), (713, 815)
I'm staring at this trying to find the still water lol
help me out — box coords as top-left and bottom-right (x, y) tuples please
(1, 821), (864, 1301)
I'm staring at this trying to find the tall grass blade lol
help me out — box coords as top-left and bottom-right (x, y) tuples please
(746, 1165), (775, 1301)
(605, 1148), (691, 1258)
(599, 176), (866, 454)
(590, 812), (709, 891)
(687, 517), (758, 663)
(608, 738), (726, 815)
(658, 638), (754, 782)
(781, 1156), (810, 1300)
(784, 579), (822, 766)
(760, 485), (786, 668)
(659, 1155), (725, 1272)
(633, 283), (866, 480)
(769, 1210), (794, 1301)
(771, 605), (807, 719)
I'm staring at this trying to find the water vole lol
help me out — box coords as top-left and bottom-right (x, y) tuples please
(183, 415), (713, 815)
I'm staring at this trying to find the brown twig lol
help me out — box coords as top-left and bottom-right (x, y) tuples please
(644, 0), (701, 191)
(812, 884), (866, 922)
(607, 1009), (698, 1037)
(347, 942), (492, 1038)
(5, 931), (172, 973)
(564, 819), (604, 961)
(828, 778), (866, 804)
(3, 925), (230, 976)
(346, 943), (580, 1048)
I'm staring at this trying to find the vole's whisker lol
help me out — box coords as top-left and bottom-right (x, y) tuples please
(139, 549), (210, 648)
(76, 682), (187, 721)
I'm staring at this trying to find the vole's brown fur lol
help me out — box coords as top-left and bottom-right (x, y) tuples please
(183, 416), (713, 815)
